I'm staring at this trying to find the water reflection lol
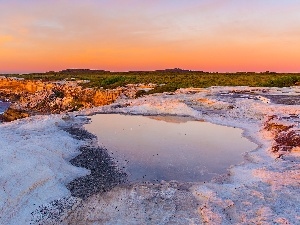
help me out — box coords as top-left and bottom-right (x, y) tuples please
(84, 114), (257, 182)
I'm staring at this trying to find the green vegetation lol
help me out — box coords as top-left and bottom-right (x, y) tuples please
(147, 83), (179, 94)
(261, 75), (300, 87)
(135, 84), (179, 97)
(52, 89), (64, 98)
(96, 75), (137, 89)
(3, 69), (300, 92)
(70, 100), (84, 111)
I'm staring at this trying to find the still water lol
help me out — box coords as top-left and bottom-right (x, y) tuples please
(84, 114), (257, 183)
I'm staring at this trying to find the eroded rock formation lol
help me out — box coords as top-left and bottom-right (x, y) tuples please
(0, 77), (127, 121)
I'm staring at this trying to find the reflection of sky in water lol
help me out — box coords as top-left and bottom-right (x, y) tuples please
(0, 101), (10, 114)
(84, 114), (257, 182)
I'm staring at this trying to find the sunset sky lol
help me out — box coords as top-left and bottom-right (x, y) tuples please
(1, 0), (300, 73)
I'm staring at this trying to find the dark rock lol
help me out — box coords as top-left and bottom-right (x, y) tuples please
(67, 146), (127, 200)
(2, 107), (30, 122)
(64, 127), (96, 140)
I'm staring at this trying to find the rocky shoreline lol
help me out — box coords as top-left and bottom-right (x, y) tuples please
(64, 127), (128, 200)
(61, 86), (300, 224)
(1, 83), (299, 224)
(29, 123), (129, 225)
(0, 77), (140, 122)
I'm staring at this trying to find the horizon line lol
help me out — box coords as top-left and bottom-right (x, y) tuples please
(1, 68), (300, 75)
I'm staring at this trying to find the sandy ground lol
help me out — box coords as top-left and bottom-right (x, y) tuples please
(0, 86), (299, 224)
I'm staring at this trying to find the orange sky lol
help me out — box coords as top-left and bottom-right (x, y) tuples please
(1, 0), (300, 73)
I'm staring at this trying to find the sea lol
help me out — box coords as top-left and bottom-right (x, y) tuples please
(0, 101), (10, 114)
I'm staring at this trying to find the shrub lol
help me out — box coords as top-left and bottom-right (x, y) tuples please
(70, 100), (84, 111)
(261, 76), (300, 87)
(146, 84), (179, 94)
(100, 76), (126, 87)
(53, 89), (64, 98)
(135, 90), (147, 98)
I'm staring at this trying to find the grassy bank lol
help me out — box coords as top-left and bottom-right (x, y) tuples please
(3, 70), (300, 93)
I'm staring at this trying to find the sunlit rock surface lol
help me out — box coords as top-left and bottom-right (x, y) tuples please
(0, 77), (125, 121)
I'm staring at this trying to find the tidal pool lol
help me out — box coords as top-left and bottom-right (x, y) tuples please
(84, 114), (257, 183)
